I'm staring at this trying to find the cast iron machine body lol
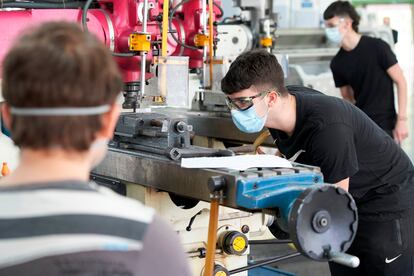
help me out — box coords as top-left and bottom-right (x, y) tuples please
(92, 113), (360, 273)
(0, 0), (222, 109)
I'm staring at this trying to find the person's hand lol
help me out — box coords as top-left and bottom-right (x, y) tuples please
(256, 147), (282, 157)
(256, 147), (265, 154)
(393, 119), (408, 144)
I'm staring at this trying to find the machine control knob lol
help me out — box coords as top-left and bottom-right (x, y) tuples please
(220, 231), (248, 256)
(213, 264), (229, 276)
(208, 176), (226, 193)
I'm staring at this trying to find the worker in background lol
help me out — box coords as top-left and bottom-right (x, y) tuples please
(0, 93), (18, 175)
(221, 49), (414, 276)
(0, 22), (191, 276)
(323, 1), (408, 144)
(0, 81), (11, 138)
(0, 108), (11, 138)
(383, 16), (398, 44)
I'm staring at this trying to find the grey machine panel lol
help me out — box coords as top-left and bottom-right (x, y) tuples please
(93, 147), (319, 209)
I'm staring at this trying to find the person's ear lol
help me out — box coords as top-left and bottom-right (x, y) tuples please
(1, 103), (12, 130)
(267, 91), (279, 107)
(96, 103), (120, 139)
(342, 18), (353, 32)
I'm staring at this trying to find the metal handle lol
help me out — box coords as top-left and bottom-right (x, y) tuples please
(139, 0), (149, 103)
(329, 252), (360, 268)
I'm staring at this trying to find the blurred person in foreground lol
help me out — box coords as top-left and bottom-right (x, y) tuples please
(0, 22), (190, 276)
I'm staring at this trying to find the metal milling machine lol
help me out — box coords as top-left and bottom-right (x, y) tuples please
(92, 113), (360, 275)
(0, 1), (361, 275)
(91, 2), (360, 272)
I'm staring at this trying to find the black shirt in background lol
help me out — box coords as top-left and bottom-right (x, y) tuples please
(392, 29), (398, 44)
(269, 86), (414, 221)
(330, 36), (398, 132)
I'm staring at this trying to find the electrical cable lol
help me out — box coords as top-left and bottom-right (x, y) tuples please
(81, 0), (93, 31)
(168, 0), (198, 51)
(213, 1), (222, 18)
(169, 0), (221, 51)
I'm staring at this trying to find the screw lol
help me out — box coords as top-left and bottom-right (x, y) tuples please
(241, 225), (250, 234)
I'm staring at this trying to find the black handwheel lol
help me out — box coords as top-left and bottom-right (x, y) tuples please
(289, 185), (358, 261)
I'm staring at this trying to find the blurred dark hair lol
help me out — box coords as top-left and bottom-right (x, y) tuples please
(2, 22), (123, 151)
(323, 1), (360, 32)
(221, 49), (287, 96)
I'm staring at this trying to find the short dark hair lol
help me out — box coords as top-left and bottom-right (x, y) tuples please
(221, 49), (287, 96)
(323, 1), (360, 32)
(2, 22), (123, 151)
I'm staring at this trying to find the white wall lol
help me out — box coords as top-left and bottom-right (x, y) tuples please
(361, 4), (413, 97)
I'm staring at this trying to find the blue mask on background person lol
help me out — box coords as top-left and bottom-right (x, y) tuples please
(231, 101), (269, 133)
(0, 116), (11, 138)
(325, 27), (343, 44)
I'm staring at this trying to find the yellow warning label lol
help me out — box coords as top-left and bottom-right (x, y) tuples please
(260, 37), (273, 47)
(232, 236), (246, 252)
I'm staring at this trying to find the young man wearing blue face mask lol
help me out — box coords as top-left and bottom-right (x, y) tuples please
(323, 1), (408, 144)
(221, 49), (414, 276)
(0, 84), (11, 138)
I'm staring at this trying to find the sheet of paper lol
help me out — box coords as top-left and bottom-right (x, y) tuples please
(181, 154), (292, 171)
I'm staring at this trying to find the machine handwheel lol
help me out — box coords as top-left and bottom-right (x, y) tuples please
(289, 185), (358, 261)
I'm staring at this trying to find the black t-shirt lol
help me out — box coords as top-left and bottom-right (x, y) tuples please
(392, 29), (398, 44)
(330, 36), (398, 131)
(269, 86), (414, 221)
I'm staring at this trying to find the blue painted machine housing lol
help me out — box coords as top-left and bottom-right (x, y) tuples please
(235, 168), (324, 232)
(232, 166), (358, 264)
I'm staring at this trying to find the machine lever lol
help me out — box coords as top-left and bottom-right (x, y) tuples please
(168, 147), (234, 160)
(329, 252), (360, 268)
(229, 252), (301, 274)
(248, 239), (293, 245)
(186, 211), (202, 231)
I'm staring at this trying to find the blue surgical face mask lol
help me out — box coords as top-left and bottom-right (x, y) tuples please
(0, 116), (11, 138)
(231, 99), (269, 133)
(325, 27), (343, 44)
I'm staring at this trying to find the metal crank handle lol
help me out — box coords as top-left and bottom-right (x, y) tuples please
(329, 252), (360, 268)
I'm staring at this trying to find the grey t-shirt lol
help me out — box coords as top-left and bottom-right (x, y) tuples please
(0, 181), (191, 276)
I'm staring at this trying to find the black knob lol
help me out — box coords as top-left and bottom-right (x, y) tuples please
(213, 264), (229, 276)
(197, 247), (206, 258)
(208, 176), (226, 193)
(241, 225), (250, 234)
(221, 231), (248, 256)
